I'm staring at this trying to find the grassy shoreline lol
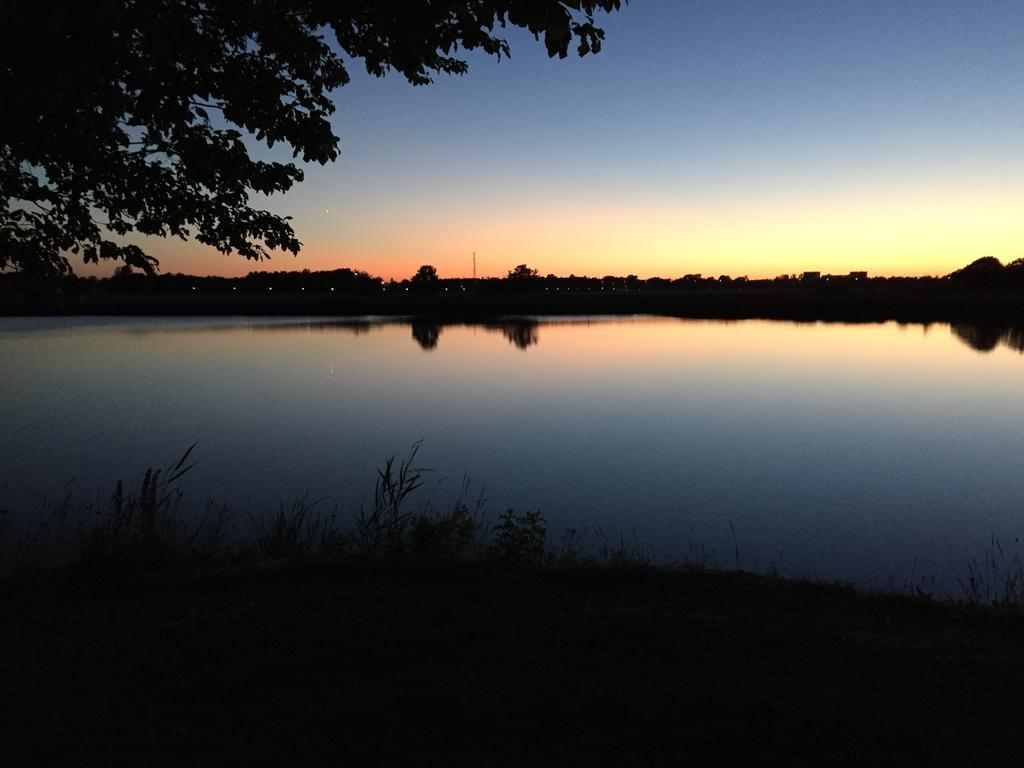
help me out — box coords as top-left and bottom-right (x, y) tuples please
(3, 452), (1024, 765)
(4, 446), (1021, 604)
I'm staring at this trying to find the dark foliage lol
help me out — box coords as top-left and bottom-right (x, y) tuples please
(507, 263), (539, 281)
(489, 508), (547, 564)
(412, 264), (439, 283)
(410, 264), (440, 293)
(947, 256), (1024, 289)
(947, 257), (1007, 288)
(0, 1), (622, 276)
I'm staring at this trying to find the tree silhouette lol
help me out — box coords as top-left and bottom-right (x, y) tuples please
(505, 263), (540, 292)
(947, 257), (1004, 288)
(412, 265), (439, 284)
(410, 264), (441, 294)
(507, 264), (539, 280)
(1, 1), (623, 276)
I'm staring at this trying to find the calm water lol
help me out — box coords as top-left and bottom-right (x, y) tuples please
(3, 315), (1023, 592)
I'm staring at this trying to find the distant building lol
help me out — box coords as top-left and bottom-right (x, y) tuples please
(849, 271), (868, 280)
(801, 271), (821, 281)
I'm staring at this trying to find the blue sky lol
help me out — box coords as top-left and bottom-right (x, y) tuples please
(142, 0), (1024, 279)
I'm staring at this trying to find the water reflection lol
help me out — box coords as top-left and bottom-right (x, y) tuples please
(5, 314), (1024, 595)
(17, 313), (1024, 359)
(411, 319), (441, 350)
(239, 318), (1024, 356)
(409, 318), (540, 351)
(140, 316), (546, 351)
(247, 320), (376, 336)
(112, 316), (542, 350)
(500, 318), (540, 350)
(950, 324), (1024, 353)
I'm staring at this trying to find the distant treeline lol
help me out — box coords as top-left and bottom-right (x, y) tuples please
(5, 258), (1016, 298)
(3, 258), (1024, 324)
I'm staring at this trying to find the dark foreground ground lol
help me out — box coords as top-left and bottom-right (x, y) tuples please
(2, 561), (1022, 767)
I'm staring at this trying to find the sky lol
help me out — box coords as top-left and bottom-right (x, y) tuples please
(125, 0), (1024, 280)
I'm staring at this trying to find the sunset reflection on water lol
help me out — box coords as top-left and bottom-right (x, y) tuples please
(2, 315), (1023, 594)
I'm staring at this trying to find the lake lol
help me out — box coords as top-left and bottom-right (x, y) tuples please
(2, 315), (1023, 594)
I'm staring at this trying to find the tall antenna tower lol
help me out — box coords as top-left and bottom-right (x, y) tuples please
(473, 251), (476, 280)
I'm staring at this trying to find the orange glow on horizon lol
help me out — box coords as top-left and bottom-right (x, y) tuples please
(89, 182), (1024, 281)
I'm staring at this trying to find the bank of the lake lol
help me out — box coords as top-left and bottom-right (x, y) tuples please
(7, 285), (1024, 324)
(1, 559), (1022, 767)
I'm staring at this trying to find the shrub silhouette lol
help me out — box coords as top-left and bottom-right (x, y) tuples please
(411, 503), (478, 560)
(488, 509), (547, 565)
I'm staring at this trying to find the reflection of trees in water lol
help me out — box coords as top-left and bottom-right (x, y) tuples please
(248, 320), (377, 335)
(497, 319), (540, 349)
(410, 319), (442, 350)
(124, 320), (381, 337)
(951, 324), (1024, 353)
(406, 318), (540, 351)
(1003, 327), (1024, 352)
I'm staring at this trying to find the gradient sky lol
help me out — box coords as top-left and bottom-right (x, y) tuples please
(123, 0), (1024, 280)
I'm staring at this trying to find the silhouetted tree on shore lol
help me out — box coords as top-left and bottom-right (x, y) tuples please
(411, 265), (440, 293)
(507, 264), (540, 291)
(948, 257), (1006, 288)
